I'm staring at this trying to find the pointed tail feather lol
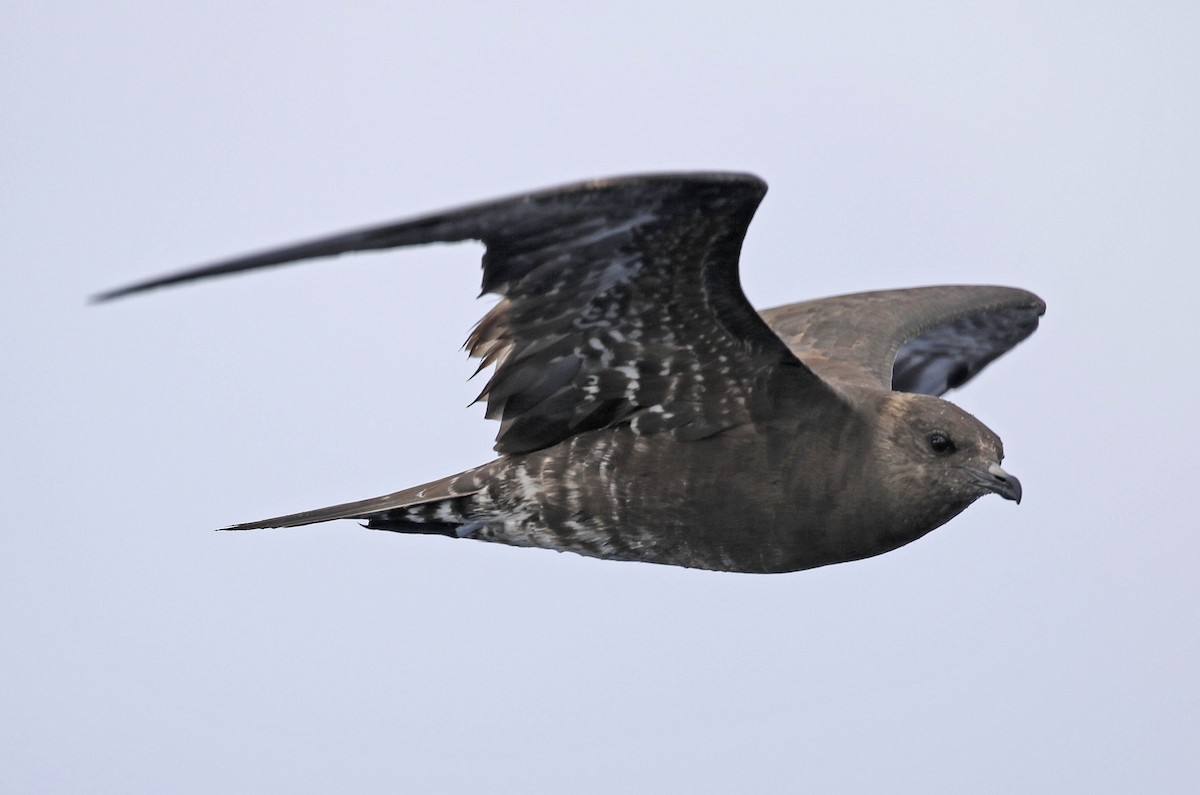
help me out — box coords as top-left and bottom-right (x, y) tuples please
(219, 468), (489, 531)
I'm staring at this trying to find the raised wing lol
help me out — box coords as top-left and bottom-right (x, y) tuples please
(759, 285), (1045, 396)
(99, 173), (825, 454)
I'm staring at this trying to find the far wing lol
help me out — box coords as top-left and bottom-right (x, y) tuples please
(759, 285), (1045, 396)
(100, 173), (825, 453)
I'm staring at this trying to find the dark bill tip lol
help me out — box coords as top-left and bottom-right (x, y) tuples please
(968, 463), (1022, 504)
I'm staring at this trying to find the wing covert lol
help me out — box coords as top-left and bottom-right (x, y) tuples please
(760, 285), (1045, 396)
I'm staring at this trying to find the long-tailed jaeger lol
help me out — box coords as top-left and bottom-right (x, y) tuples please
(98, 173), (1044, 573)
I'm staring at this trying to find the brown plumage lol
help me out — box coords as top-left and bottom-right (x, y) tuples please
(98, 173), (1043, 573)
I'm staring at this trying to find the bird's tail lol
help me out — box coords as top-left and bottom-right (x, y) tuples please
(220, 465), (493, 535)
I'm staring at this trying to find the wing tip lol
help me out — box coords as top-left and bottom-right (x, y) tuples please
(91, 270), (213, 303)
(90, 285), (140, 303)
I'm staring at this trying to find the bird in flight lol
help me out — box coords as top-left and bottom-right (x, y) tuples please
(99, 173), (1044, 573)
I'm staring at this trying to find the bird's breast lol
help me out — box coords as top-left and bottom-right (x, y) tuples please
(483, 414), (908, 572)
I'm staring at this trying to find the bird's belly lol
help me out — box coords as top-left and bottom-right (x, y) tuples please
(475, 424), (905, 573)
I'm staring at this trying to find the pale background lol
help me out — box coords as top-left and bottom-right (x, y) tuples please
(3, 2), (1198, 792)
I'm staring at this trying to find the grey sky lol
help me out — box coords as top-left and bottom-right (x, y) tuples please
(3, 1), (1197, 792)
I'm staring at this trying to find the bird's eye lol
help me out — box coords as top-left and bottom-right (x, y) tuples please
(928, 432), (956, 455)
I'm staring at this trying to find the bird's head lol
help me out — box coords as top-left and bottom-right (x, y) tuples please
(871, 392), (1021, 532)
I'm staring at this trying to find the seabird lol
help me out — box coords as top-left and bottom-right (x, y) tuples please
(98, 173), (1043, 573)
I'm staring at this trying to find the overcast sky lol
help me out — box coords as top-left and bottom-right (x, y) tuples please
(4, 2), (1198, 792)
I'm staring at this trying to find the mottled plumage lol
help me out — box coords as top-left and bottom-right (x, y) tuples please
(99, 173), (1044, 573)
